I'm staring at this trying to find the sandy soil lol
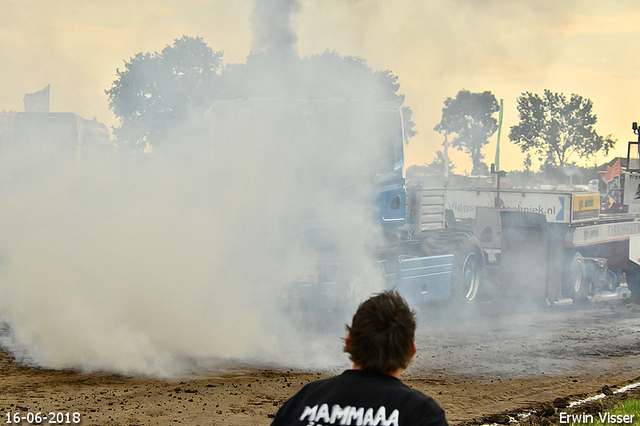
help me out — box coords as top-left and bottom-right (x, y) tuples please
(1, 301), (640, 425)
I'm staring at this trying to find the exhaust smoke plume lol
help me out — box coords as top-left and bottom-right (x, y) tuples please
(251, 0), (302, 58)
(0, 1), (401, 375)
(0, 114), (387, 376)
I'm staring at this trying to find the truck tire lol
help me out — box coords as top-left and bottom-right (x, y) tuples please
(346, 277), (369, 310)
(421, 229), (484, 307)
(625, 263), (640, 303)
(563, 252), (588, 303)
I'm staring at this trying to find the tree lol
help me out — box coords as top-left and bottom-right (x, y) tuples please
(434, 90), (499, 175)
(424, 150), (455, 175)
(509, 90), (615, 167)
(221, 50), (417, 141)
(107, 40), (417, 150)
(106, 36), (223, 150)
(522, 153), (532, 172)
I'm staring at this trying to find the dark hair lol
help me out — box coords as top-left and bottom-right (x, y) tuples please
(344, 291), (416, 374)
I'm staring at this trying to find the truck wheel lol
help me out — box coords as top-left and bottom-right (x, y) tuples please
(460, 250), (482, 303)
(421, 230), (484, 307)
(625, 263), (640, 303)
(563, 252), (588, 302)
(347, 277), (369, 309)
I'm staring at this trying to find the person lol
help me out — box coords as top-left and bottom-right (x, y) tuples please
(270, 290), (448, 426)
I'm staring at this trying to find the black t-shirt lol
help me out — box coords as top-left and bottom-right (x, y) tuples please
(270, 370), (448, 426)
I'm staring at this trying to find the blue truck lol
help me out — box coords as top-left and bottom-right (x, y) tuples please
(205, 99), (633, 318)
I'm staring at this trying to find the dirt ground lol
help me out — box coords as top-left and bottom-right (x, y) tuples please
(1, 300), (640, 425)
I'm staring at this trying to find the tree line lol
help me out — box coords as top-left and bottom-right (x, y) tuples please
(106, 36), (615, 174)
(105, 36), (415, 152)
(430, 89), (615, 176)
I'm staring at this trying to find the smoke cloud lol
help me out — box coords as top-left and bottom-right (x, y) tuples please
(251, 0), (302, 58)
(0, 0), (399, 375)
(0, 106), (393, 376)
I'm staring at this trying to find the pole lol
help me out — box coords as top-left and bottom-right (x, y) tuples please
(496, 169), (501, 208)
(443, 133), (449, 178)
(494, 99), (504, 173)
(492, 99), (504, 209)
(491, 163), (501, 208)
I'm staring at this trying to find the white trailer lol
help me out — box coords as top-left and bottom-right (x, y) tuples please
(445, 188), (599, 224)
(441, 186), (635, 305)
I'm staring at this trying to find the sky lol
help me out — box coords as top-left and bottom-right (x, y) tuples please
(2, 0), (640, 173)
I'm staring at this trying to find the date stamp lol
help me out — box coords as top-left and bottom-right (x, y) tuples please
(4, 412), (81, 424)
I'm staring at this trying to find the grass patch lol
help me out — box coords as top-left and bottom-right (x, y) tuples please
(570, 397), (640, 425)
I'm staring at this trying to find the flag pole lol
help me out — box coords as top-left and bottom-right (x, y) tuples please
(494, 99), (504, 173)
(493, 99), (504, 208)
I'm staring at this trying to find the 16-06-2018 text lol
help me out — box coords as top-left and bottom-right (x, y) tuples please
(4, 412), (81, 424)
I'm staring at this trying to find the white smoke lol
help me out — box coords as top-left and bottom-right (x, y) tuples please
(0, 96), (397, 378)
(0, 0), (408, 377)
(250, 0), (302, 58)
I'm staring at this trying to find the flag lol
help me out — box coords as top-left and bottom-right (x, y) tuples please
(494, 99), (503, 172)
(602, 158), (621, 183)
(603, 159), (621, 205)
(23, 84), (50, 113)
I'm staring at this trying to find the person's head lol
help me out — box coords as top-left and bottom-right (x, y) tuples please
(344, 290), (416, 375)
